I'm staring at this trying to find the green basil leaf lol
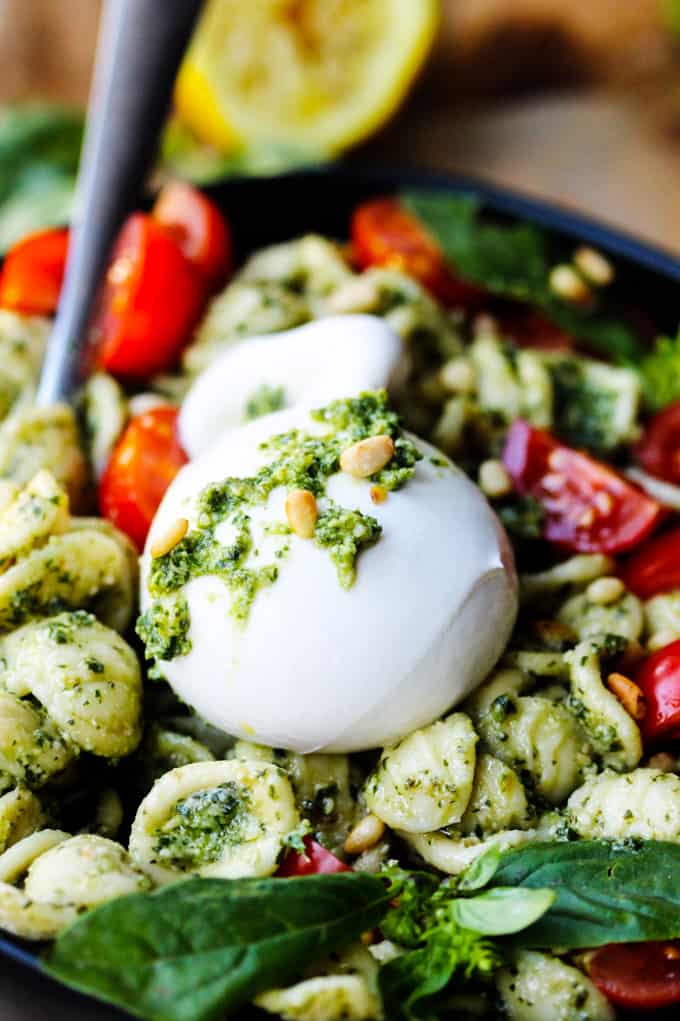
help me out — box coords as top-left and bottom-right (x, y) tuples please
(492, 839), (680, 948)
(451, 887), (555, 935)
(44, 874), (390, 1021)
(401, 190), (645, 363)
(457, 844), (502, 892)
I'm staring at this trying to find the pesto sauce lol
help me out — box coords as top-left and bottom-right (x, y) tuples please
(243, 383), (286, 421)
(151, 782), (254, 869)
(550, 359), (616, 453)
(141, 392), (421, 661)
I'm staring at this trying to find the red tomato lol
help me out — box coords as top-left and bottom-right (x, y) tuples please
(620, 527), (680, 600)
(496, 307), (575, 352)
(276, 838), (351, 877)
(153, 180), (232, 289)
(99, 406), (187, 550)
(589, 941), (680, 1009)
(634, 401), (680, 487)
(502, 420), (663, 554)
(633, 639), (680, 744)
(0, 227), (69, 315)
(91, 213), (205, 380)
(351, 197), (484, 308)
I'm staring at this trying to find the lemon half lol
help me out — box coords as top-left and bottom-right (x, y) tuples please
(175, 0), (439, 155)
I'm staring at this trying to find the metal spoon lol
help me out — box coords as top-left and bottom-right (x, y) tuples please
(37, 0), (205, 406)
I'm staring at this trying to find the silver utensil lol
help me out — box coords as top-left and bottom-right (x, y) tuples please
(37, 0), (204, 406)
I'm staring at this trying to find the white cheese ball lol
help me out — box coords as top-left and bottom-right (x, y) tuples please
(179, 315), (404, 458)
(140, 407), (517, 753)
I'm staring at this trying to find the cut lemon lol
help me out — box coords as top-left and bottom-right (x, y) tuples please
(175, 0), (439, 155)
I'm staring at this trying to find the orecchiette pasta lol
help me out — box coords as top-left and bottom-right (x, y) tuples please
(61, 516), (139, 633)
(496, 951), (615, 1021)
(363, 714), (477, 833)
(0, 691), (74, 790)
(0, 311), (49, 421)
(567, 768), (680, 841)
(470, 330), (552, 428)
(255, 944), (381, 1021)
(81, 372), (128, 482)
(520, 554), (615, 604)
(0, 469), (68, 570)
(460, 753), (530, 837)
(644, 591), (680, 646)
(0, 787), (43, 852)
(0, 403), (87, 509)
(129, 759), (301, 882)
(2, 611), (142, 758)
(564, 640), (642, 771)
(24, 834), (150, 908)
(402, 828), (534, 876)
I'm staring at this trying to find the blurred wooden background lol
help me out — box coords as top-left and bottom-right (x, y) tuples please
(0, 0), (678, 252)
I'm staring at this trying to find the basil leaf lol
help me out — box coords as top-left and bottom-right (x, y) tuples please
(402, 190), (645, 363)
(44, 874), (389, 1021)
(452, 887), (555, 935)
(492, 839), (680, 948)
(457, 844), (502, 892)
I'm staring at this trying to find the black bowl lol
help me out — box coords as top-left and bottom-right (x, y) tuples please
(1, 164), (678, 1021)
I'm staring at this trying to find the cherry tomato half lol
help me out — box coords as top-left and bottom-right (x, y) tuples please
(351, 197), (484, 308)
(99, 406), (188, 550)
(153, 180), (232, 290)
(634, 639), (680, 744)
(620, 526), (680, 600)
(634, 401), (680, 487)
(276, 838), (350, 877)
(91, 213), (205, 380)
(589, 941), (680, 1009)
(0, 226), (69, 316)
(502, 420), (663, 554)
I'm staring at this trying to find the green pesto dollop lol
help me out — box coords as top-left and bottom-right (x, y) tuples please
(140, 392), (421, 662)
(151, 782), (255, 869)
(243, 383), (286, 421)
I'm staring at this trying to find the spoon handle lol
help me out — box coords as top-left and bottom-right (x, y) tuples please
(37, 0), (204, 406)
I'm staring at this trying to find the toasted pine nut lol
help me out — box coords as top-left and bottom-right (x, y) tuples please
(340, 435), (394, 478)
(606, 672), (646, 721)
(664, 944), (680, 961)
(150, 517), (188, 558)
(370, 485), (388, 505)
(586, 576), (625, 605)
(574, 246), (615, 287)
(440, 357), (476, 394)
(478, 459), (512, 499)
(645, 751), (677, 772)
(549, 264), (592, 305)
(647, 630), (680, 653)
(285, 489), (318, 539)
(361, 929), (377, 946)
(344, 814), (385, 855)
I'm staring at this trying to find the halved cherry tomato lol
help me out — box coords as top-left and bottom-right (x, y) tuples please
(634, 401), (680, 487)
(502, 420), (663, 554)
(99, 406), (187, 550)
(633, 639), (680, 744)
(351, 197), (484, 308)
(91, 213), (205, 380)
(153, 180), (232, 290)
(589, 941), (680, 1009)
(620, 527), (680, 600)
(0, 226), (69, 315)
(276, 838), (350, 877)
(496, 307), (575, 353)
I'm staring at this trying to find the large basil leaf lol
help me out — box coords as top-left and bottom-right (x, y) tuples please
(402, 191), (645, 363)
(44, 873), (390, 1021)
(492, 839), (680, 948)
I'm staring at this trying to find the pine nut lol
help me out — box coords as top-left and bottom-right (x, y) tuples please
(150, 517), (188, 558)
(586, 576), (625, 605)
(549, 264), (592, 305)
(606, 672), (646, 721)
(664, 944), (680, 961)
(340, 435), (394, 478)
(647, 630), (680, 653)
(645, 751), (677, 772)
(478, 459), (512, 499)
(344, 814), (385, 855)
(285, 489), (318, 538)
(370, 485), (388, 505)
(440, 357), (476, 394)
(574, 246), (614, 287)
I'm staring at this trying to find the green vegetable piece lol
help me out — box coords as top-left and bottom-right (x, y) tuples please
(457, 843), (503, 892)
(451, 886), (555, 936)
(44, 874), (390, 1021)
(491, 839), (680, 948)
(639, 328), (680, 411)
